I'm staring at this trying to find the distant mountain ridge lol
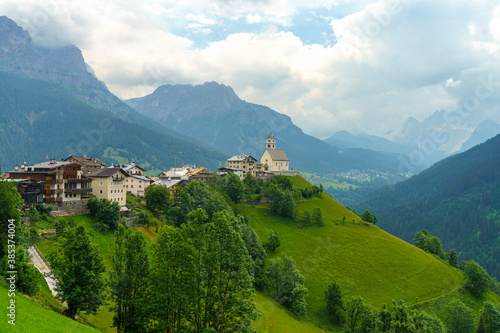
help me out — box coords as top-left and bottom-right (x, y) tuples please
(356, 134), (500, 279)
(323, 131), (413, 155)
(324, 111), (500, 169)
(126, 82), (409, 174)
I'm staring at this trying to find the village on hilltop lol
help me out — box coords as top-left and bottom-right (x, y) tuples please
(0, 132), (298, 215)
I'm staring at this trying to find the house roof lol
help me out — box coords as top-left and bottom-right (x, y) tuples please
(64, 155), (108, 167)
(87, 167), (127, 178)
(218, 167), (243, 172)
(153, 178), (183, 188)
(127, 174), (152, 182)
(33, 160), (72, 169)
(8, 160), (74, 173)
(121, 164), (146, 172)
(266, 149), (289, 161)
(186, 167), (211, 177)
(227, 154), (258, 162)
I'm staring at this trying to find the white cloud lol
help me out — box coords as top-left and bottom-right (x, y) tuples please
(1, 0), (500, 139)
(445, 78), (462, 88)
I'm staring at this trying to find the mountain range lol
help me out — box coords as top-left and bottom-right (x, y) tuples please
(0, 15), (414, 176)
(126, 83), (410, 174)
(356, 134), (500, 279)
(324, 111), (500, 169)
(0, 16), (224, 173)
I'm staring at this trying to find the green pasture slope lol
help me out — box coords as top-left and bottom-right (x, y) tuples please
(243, 175), (462, 329)
(0, 284), (99, 333)
(37, 215), (117, 332)
(36, 214), (315, 333)
(32, 186), (497, 332)
(253, 292), (324, 333)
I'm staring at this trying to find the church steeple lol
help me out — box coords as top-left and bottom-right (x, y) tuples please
(266, 131), (275, 149)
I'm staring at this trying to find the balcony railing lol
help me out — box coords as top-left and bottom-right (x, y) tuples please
(44, 179), (63, 185)
(44, 197), (63, 203)
(45, 189), (64, 195)
(67, 178), (91, 184)
(65, 188), (93, 193)
(112, 176), (124, 181)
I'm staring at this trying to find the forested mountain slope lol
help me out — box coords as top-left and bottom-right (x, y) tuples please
(356, 135), (500, 279)
(0, 72), (225, 173)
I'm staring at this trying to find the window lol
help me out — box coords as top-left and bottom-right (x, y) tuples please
(65, 194), (68, 198)
(131, 185), (134, 188)
(99, 190), (103, 194)
(139, 185), (142, 188)
(126, 185), (128, 188)
(99, 181), (103, 186)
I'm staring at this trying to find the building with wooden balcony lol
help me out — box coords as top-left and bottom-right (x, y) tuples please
(63, 154), (108, 174)
(87, 167), (127, 205)
(116, 162), (152, 198)
(7, 160), (92, 206)
(5, 179), (44, 206)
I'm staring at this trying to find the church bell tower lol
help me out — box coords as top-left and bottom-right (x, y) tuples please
(266, 131), (275, 149)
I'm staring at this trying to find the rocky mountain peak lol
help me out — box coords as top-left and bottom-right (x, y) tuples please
(0, 16), (34, 56)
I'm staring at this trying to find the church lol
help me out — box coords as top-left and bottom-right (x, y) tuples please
(260, 132), (290, 172)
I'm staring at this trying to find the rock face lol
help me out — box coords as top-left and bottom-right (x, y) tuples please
(0, 16), (166, 132)
(0, 16), (106, 94)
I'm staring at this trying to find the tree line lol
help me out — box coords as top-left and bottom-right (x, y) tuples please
(324, 280), (500, 332)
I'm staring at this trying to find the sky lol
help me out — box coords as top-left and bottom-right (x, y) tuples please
(1, 0), (500, 139)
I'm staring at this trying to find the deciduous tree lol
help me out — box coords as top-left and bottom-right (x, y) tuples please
(444, 299), (477, 333)
(0, 180), (23, 259)
(462, 260), (491, 298)
(109, 225), (150, 332)
(49, 225), (106, 318)
(224, 172), (245, 203)
(481, 301), (500, 333)
(325, 281), (344, 324)
(448, 248), (459, 268)
(346, 296), (366, 332)
(268, 230), (281, 252)
(144, 184), (171, 213)
(266, 255), (308, 315)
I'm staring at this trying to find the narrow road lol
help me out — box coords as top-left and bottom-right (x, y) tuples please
(28, 245), (58, 298)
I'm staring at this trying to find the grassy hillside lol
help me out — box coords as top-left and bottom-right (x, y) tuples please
(33, 183), (499, 332)
(36, 213), (322, 333)
(243, 175), (463, 329)
(0, 284), (100, 333)
(253, 292), (324, 333)
(37, 215), (118, 332)
(356, 135), (500, 279)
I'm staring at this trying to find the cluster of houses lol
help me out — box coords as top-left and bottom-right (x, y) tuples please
(0, 132), (297, 214)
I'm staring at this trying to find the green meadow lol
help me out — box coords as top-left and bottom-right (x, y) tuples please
(242, 175), (463, 329)
(253, 292), (324, 333)
(0, 284), (100, 333)
(30, 176), (499, 332)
